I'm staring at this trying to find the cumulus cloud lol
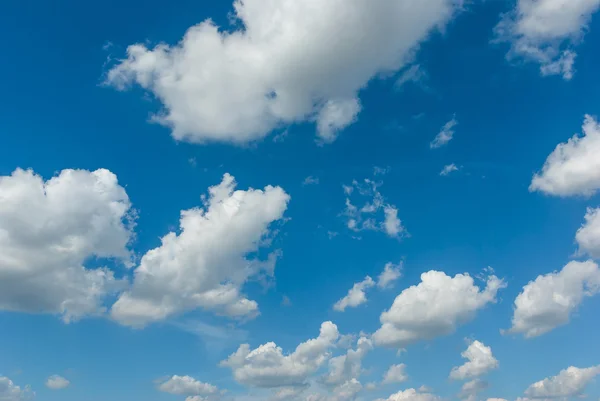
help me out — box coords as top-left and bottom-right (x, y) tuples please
(106, 0), (464, 145)
(494, 0), (600, 80)
(45, 375), (70, 390)
(110, 174), (289, 327)
(157, 375), (218, 396)
(383, 364), (408, 384)
(376, 388), (441, 401)
(576, 207), (600, 258)
(333, 277), (375, 312)
(430, 116), (457, 149)
(440, 164), (459, 176)
(342, 178), (407, 239)
(377, 262), (403, 289)
(0, 377), (33, 400)
(0, 168), (134, 322)
(530, 115), (600, 196)
(373, 271), (505, 348)
(506, 260), (600, 337)
(460, 379), (489, 401)
(220, 321), (339, 388)
(323, 336), (372, 387)
(524, 365), (600, 399)
(450, 340), (499, 380)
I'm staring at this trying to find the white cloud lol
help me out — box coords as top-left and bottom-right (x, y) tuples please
(342, 178), (407, 239)
(0, 377), (33, 400)
(377, 262), (402, 289)
(494, 0), (600, 80)
(0, 168), (134, 322)
(383, 364), (408, 384)
(323, 336), (372, 387)
(220, 321), (339, 388)
(303, 176), (320, 186)
(110, 173), (289, 327)
(524, 365), (600, 399)
(373, 271), (505, 348)
(376, 388), (441, 401)
(449, 340), (499, 380)
(395, 64), (428, 89)
(157, 375), (218, 396)
(506, 260), (600, 337)
(45, 375), (70, 390)
(430, 116), (457, 149)
(530, 115), (600, 196)
(106, 0), (463, 145)
(333, 277), (375, 312)
(460, 379), (489, 401)
(576, 207), (600, 258)
(440, 164), (459, 176)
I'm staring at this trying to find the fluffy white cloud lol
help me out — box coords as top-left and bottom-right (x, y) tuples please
(460, 379), (489, 401)
(495, 0), (600, 79)
(221, 321), (339, 388)
(440, 164), (459, 176)
(110, 173), (289, 327)
(373, 271), (505, 348)
(106, 0), (463, 145)
(342, 179), (407, 239)
(377, 262), (402, 289)
(157, 375), (218, 396)
(430, 117), (457, 149)
(506, 260), (600, 337)
(450, 340), (498, 380)
(383, 364), (408, 384)
(576, 207), (600, 258)
(524, 365), (600, 399)
(333, 277), (374, 312)
(0, 168), (134, 322)
(0, 377), (33, 401)
(323, 336), (372, 386)
(45, 375), (70, 390)
(376, 388), (441, 401)
(530, 115), (600, 196)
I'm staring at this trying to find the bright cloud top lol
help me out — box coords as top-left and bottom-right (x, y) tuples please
(495, 0), (600, 79)
(376, 388), (441, 401)
(157, 375), (218, 396)
(373, 271), (506, 348)
(106, 0), (463, 144)
(449, 340), (499, 380)
(506, 260), (600, 338)
(530, 115), (600, 196)
(111, 173), (290, 327)
(220, 321), (339, 388)
(0, 168), (134, 323)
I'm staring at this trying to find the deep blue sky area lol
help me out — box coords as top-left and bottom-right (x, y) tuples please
(1, 1), (600, 401)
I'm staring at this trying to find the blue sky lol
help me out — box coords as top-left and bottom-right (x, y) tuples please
(1, 1), (600, 401)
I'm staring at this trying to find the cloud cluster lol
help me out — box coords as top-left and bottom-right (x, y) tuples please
(576, 207), (600, 258)
(157, 375), (218, 397)
(530, 115), (600, 196)
(450, 340), (499, 380)
(524, 365), (600, 399)
(373, 271), (505, 348)
(506, 260), (600, 337)
(495, 0), (600, 79)
(220, 321), (339, 388)
(111, 173), (290, 327)
(342, 179), (407, 239)
(106, 0), (464, 145)
(0, 168), (134, 322)
(0, 377), (33, 401)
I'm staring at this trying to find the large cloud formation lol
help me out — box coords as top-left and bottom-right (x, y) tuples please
(106, 0), (464, 144)
(373, 271), (505, 348)
(0, 168), (134, 322)
(111, 174), (290, 327)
